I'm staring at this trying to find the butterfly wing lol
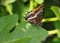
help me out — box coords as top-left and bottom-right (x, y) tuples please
(25, 3), (44, 26)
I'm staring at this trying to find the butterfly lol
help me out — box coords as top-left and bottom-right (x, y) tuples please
(25, 3), (44, 26)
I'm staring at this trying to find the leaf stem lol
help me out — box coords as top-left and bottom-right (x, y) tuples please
(48, 29), (58, 36)
(42, 17), (58, 22)
(5, 4), (13, 15)
(29, 0), (34, 10)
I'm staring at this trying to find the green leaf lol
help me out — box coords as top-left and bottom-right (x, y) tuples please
(22, 0), (28, 2)
(0, 15), (48, 43)
(51, 6), (60, 20)
(54, 21), (60, 38)
(8, 22), (48, 43)
(52, 37), (60, 43)
(13, 1), (28, 22)
(2, 0), (16, 5)
(9, 38), (42, 43)
(35, 0), (44, 4)
(0, 15), (18, 43)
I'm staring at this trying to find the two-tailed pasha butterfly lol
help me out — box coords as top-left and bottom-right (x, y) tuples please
(25, 3), (44, 26)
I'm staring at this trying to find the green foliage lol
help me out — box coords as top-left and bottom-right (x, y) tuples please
(51, 5), (60, 39)
(35, 0), (44, 4)
(0, 15), (48, 43)
(0, 15), (18, 43)
(0, 0), (60, 43)
(51, 6), (60, 20)
(52, 37), (60, 43)
(2, 0), (16, 5)
(0, 0), (48, 43)
(54, 21), (60, 38)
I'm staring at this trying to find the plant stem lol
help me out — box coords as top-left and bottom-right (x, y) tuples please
(48, 29), (58, 36)
(42, 17), (59, 36)
(5, 4), (13, 15)
(42, 17), (58, 22)
(29, 0), (34, 10)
